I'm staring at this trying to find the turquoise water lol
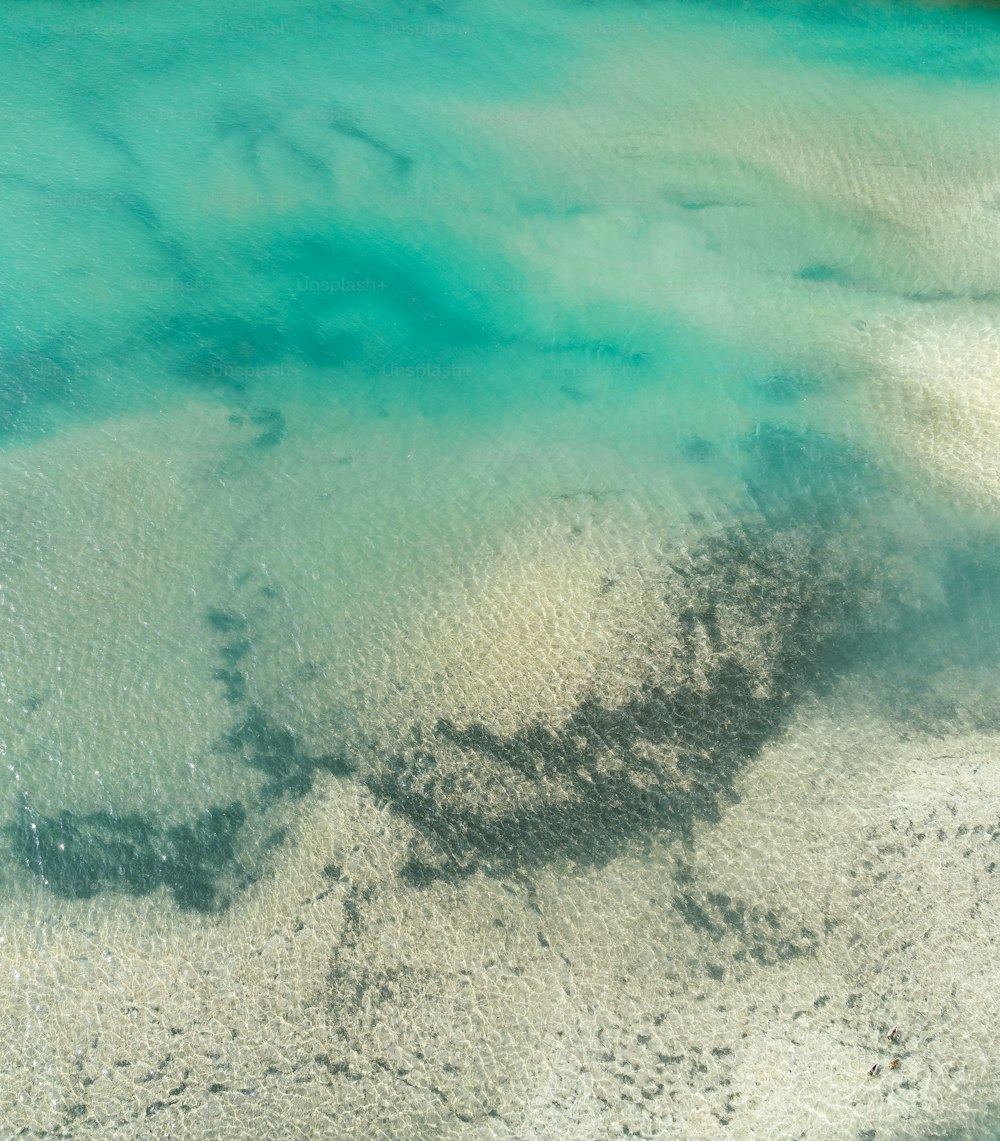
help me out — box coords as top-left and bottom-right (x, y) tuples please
(3, 1), (1000, 1136)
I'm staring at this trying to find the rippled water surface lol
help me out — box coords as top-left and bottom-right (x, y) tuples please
(3, 2), (1000, 1137)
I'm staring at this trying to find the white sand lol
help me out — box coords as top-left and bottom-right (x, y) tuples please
(852, 310), (1000, 508)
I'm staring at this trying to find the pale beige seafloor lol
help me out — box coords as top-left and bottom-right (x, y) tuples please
(2, 699), (998, 1139)
(1, 397), (999, 1139)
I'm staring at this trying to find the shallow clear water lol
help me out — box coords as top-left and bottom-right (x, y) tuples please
(3, 1), (1000, 1136)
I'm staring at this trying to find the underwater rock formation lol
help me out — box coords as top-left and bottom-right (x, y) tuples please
(362, 519), (887, 880)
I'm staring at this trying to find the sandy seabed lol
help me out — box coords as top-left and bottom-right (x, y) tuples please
(2, 692), (997, 1140)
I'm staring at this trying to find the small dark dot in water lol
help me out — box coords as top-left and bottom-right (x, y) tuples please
(796, 263), (842, 283)
(322, 863), (344, 880)
(559, 383), (593, 404)
(846, 993), (861, 1009)
(400, 858), (441, 888)
(905, 289), (956, 304)
(205, 608), (247, 634)
(260, 585), (278, 598)
(537, 931), (550, 948)
(250, 406), (286, 449)
(212, 667), (247, 704)
(67, 1104), (87, 1119)
(219, 639), (251, 666)
(705, 963), (725, 981)
(753, 373), (819, 404)
(681, 436), (716, 462)
(208, 1083), (227, 1094)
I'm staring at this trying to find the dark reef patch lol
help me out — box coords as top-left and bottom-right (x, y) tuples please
(205, 607), (249, 635)
(207, 607), (253, 705)
(204, 591), (355, 801)
(213, 666), (248, 705)
(225, 703), (354, 800)
(680, 435), (716, 462)
(331, 118), (413, 174)
(249, 406), (286, 448)
(4, 715), (352, 911)
(795, 262), (851, 285)
(219, 638), (252, 667)
(368, 519), (888, 885)
(671, 883), (820, 967)
(4, 803), (252, 913)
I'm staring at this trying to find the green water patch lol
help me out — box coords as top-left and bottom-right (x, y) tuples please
(767, 3), (1000, 81)
(0, 0), (997, 450)
(0, 334), (84, 437)
(738, 422), (881, 526)
(842, 531), (1000, 733)
(750, 370), (823, 406)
